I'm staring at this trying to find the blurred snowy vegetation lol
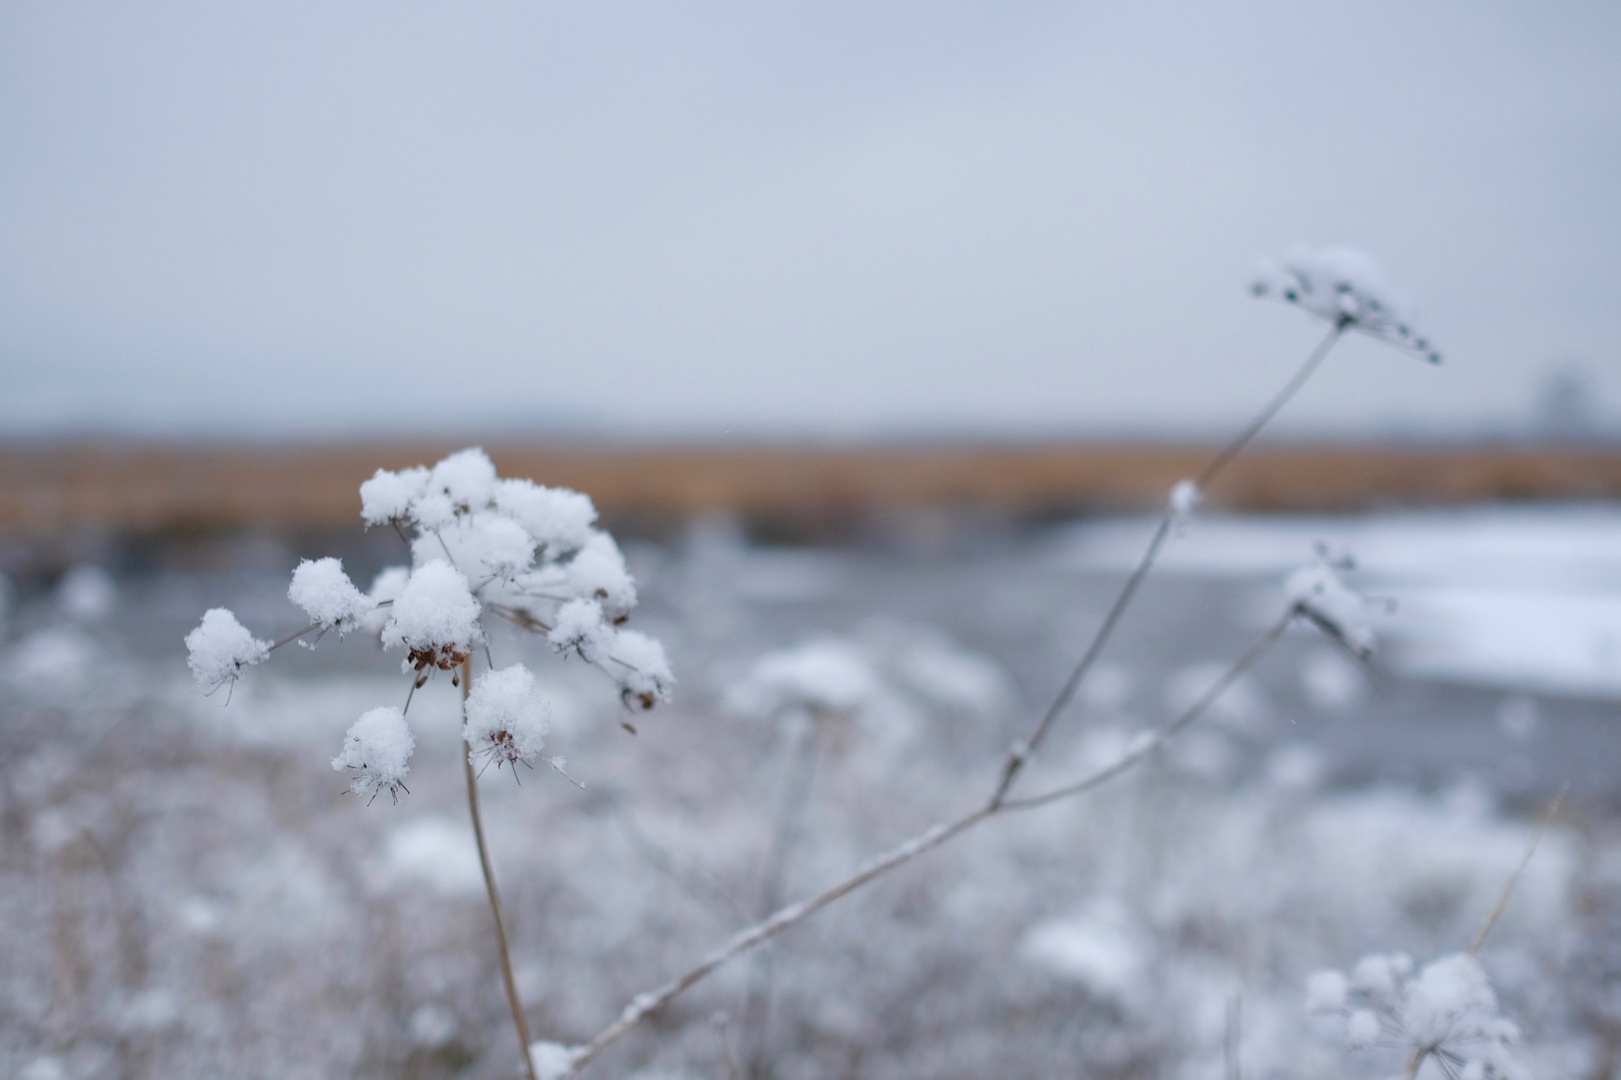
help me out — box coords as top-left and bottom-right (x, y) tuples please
(3, 504), (1620, 1079)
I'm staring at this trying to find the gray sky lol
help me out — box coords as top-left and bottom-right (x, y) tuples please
(2, 1), (1617, 439)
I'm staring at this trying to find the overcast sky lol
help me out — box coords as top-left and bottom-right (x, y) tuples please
(2, 1), (1617, 439)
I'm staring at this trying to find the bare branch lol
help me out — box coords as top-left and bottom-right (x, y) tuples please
(1469, 782), (1568, 956)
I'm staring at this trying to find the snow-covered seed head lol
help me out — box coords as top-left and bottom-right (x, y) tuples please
(380, 561), (482, 672)
(184, 608), (270, 692)
(1252, 245), (1440, 363)
(1285, 549), (1377, 660)
(607, 629), (675, 710)
(463, 664), (551, 772)
(359, 466), (429, 527)
(548, 598), (614, 663)
(331, 706), (416, 803)
(287, 557), (370, 636)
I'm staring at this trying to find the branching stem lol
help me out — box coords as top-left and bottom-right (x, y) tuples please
(990, 322), (1343, 806)
(565, 612), (1295, 1072)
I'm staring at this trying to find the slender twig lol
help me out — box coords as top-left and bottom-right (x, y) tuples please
(563, 612), (1295, 1072)
(268, 622), (322, 652)
(461, 657), (539, 1080)
(1469, 783), (1568, 956)
(989, 323), (1344, 806)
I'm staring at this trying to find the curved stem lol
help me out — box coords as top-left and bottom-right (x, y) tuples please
(462, 657), (539, 1080)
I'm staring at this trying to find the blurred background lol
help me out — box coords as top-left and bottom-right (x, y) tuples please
(3, 4), (1620, 1080)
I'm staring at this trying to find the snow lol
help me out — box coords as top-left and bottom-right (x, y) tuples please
(528, 1040), (580, 1080)
(1061, 504), (1621, 698)
(358, 465), (427, 526)
(362, 566), (410, 633)
(498, 478), (598, 556)
(379, 817), (484, 895)
(184, 607), (271, 691)
(426, 447), (499, 511)
(606, 629), (676, 707)
(728, 640), (878, 719)
(287, 557), (369, 634)
(555, 532), (638, 619)
(1169, 479), (1200, 520)
(379, 560), (481, 662)
(330, 706), (415, 802)
(413, 512), (536, 580)
(463, 664), (551, 770)
(549, 598), (614, 663)
(1285, 553), (1376, 657)
(1252, 244), (1439, 361)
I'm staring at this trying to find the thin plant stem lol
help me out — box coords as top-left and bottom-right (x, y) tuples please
(1468, 782), (1568, 956)
(989, 322), (1344, 806)
(564, 612), (1295, 1073)
(461, 657), (539, 1080)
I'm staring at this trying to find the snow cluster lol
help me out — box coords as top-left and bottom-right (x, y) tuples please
(331, 706), (415, 802)
(1252, 245), (1440, 362)
(184, 608), (270, 692)
(185, 447), (673, 805)
(288, 558), (369, 635)
(463, 664), (551, 771)
(1308, 952), (1524, 1079)
(1286, 550), (1377, 659)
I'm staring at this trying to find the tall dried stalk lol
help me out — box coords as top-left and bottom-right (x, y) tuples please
(461, 657), (539, 1080)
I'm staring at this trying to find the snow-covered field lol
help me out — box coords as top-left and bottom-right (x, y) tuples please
(3, 503), (1619, 1080)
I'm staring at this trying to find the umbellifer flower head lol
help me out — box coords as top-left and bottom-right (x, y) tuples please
(1253, 245), (1440, 363)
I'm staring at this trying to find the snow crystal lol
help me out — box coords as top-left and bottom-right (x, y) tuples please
(288, 557), (369, 634)
(463, 664), (550, 770)
(548, 598), (614, 663)
(607, 629), (675, 708)
(427, 447), (499, 512)
(331, 706), (415, 802)
(410, 491), (458, 531)
(1168, 479), (1200, 520)
(359, 466), (428, 526)
(380, 561), (481, 666)
(185, 608), (271, 691)
(1252, 245), (1439, 362)
(1287, 555), (1376, 658)
(497, 478), (597, 556)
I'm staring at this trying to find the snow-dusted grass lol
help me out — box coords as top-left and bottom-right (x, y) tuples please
(1, 517), (1615, 1079)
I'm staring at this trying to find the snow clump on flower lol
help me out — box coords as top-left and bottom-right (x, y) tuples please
(1252, 245), (1440, 362)
(184, 608), (270, 692)
(606, 630), (675, 710)
(463, 664), (551, 771)
(1286, 549), (1377, 660)
(331, 706), (416, 802)
(185, 446), (671, 805)
(381, 561), (482, 672)
(287, 557), (370, 635)
(1308, 951), (1524, 1079)
(549, 598), (614, 663)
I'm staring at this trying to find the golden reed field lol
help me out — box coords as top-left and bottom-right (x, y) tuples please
(2, 439), (1620, 536)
